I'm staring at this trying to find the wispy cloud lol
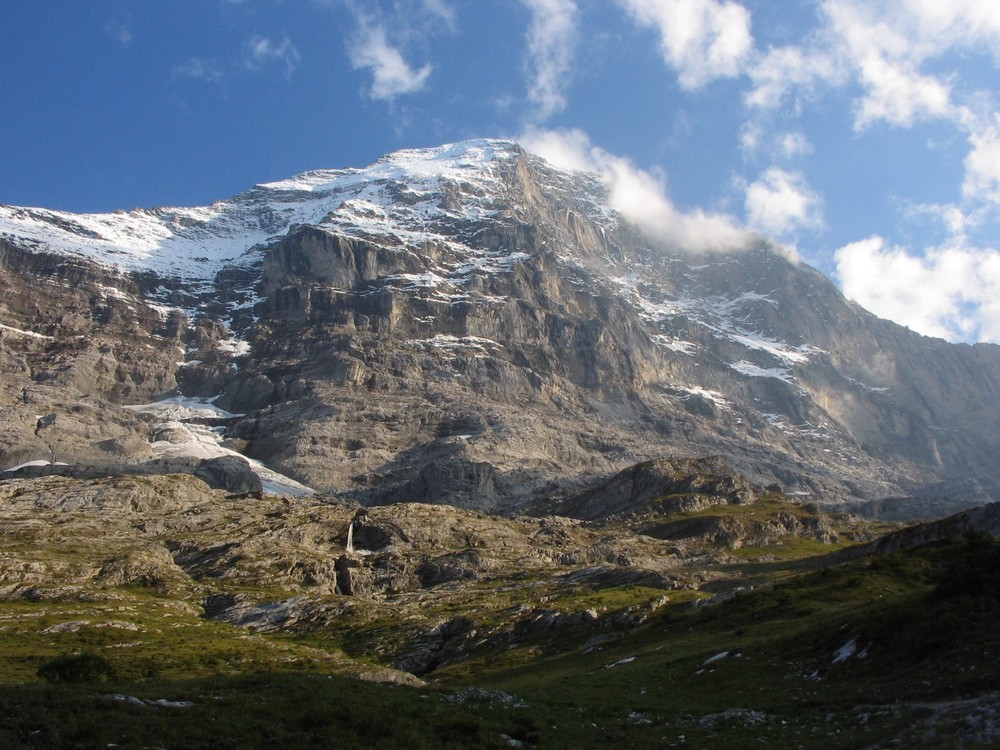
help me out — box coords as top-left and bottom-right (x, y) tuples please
(522, 127), (753, 253)
(740, 124), (814, 161)
(421, 0), (457, 30)
(617, 0), (753, 89)
(520, 0), (579, 121)
(892, 0), (1000, 59)
(745, 44), (843, 112)
(745, 0), (990, 129)
(105, 16), (134, 48)
(779, 132), (813, 159)
(172, 33), (299, 86)
(173, 58), (225, 84)
(244, 35), (300, 78)
(341, 1), (453, 101)
(348, 22), (433, 100)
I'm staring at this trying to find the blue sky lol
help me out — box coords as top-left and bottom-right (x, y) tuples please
(2, 1), (1000, 343)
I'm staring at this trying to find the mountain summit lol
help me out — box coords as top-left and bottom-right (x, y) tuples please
(1, 139), (998, 517)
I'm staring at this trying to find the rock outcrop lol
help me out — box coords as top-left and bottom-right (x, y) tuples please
(552, 456), (759, 521)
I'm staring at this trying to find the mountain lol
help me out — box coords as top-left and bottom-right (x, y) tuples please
(2, 139), (999, 518)
(4, 140), (1000, 747)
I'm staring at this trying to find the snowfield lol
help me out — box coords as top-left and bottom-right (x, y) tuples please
(125, 396), (313, 496)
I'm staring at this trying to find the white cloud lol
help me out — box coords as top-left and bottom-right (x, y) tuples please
(741, 0), (1000, 224)
(744, 168), (823, 238)
(520, 0), (578, 121)
(852, 58), (951, 130)
(342, 0), (453, 101)
(963, 117), (1000, 205)
(519, 127), (595, 172)
(348, 23), (433, 100)
(617, 0), (753, 89)
(745, 44), (842, 111)
(745, 1), (996, 129)
(905, 202), (977, 240)
(895, 0), (1000, 59)
(245, 35), (300, 78)
(521, 127), (753, 253)
(836, 235), (1000, 343)
(822, 1), (952, 130)
(739, 122), (763, 154)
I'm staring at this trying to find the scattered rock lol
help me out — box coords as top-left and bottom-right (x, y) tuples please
(204, 595), (318, 633)
(105, 694), (193, 708)
(556, 457), (759, 521)
(40, 620), (140, 634)
(604, 656), (637, 669)
(514, 607), (600, 635)
(96, 546), (190, 591)
(702, 651), (730, 666)
(698, 708), (769, 728)
(357, 669), (427, 688)
(443, 687), (526, 708)
(335, 555), (365, 596)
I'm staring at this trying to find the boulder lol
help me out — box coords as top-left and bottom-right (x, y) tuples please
(194, 456), (262, 496)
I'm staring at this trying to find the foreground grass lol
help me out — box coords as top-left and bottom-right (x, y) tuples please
(1, 536), (998, 748)
(443, 535), (1000, 748)
(0, 673), (512, 749)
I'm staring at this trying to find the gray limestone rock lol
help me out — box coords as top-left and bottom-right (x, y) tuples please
(194, 456), (263, 496)
(395, 617), (477, 676)
(554, 456), (759, 521)
(358, 669), (427, 688)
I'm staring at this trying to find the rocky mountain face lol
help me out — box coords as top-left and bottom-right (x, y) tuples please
(2, 139), (999, 518)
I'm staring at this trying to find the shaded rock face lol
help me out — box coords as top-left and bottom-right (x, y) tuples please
(395, 617), (477, 676)
(194, 456), (263, 496)
(828, 502), (1000, 562)
(639, 509), (836, 548)
(416, 549), (483, 587)
(553, 457), (759, 521)
(2, 140), (1000, 518)
(334, 555), (363, 596)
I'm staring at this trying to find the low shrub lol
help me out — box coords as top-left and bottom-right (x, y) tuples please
(37, 653), (115, 684)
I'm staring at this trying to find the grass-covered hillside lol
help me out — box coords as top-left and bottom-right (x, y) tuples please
(1, 469), (998, 748)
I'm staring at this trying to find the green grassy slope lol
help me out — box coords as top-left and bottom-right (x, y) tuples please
(1, 535), (997, 749)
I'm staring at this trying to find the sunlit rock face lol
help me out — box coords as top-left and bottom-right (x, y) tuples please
(2, 139), (999, 517)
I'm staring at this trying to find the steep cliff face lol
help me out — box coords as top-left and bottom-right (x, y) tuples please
(0, 243), (184, 469)
(1, 140), (998, 516)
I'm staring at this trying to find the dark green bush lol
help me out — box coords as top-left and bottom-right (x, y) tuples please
(37, 652), (116, 684)
(936, 531), (1000, 602)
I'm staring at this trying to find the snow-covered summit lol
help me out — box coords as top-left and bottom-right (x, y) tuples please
(0, 139), (534, 282)
(258, 139), (522, 193)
